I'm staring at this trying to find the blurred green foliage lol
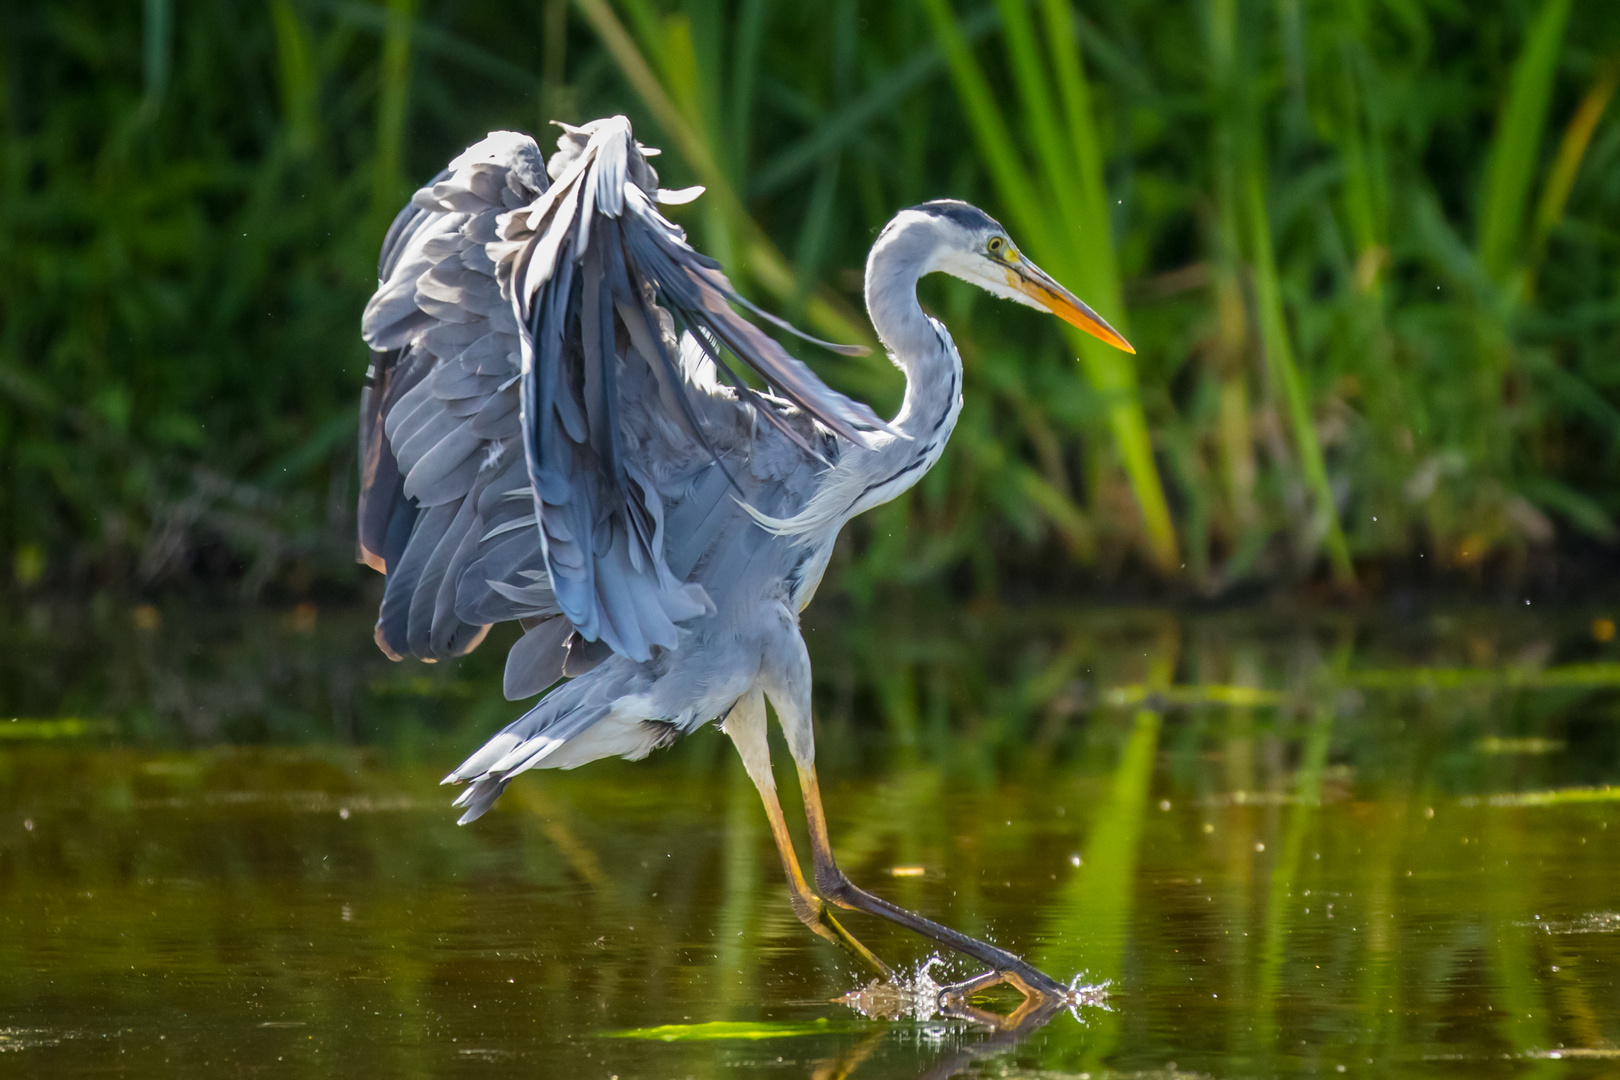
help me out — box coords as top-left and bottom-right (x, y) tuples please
(2, 0), (1619, 598)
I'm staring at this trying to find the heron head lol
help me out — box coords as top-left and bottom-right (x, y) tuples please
(907, 200), (1135, 355)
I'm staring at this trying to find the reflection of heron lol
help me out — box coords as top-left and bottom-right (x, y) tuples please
(358, 117), (1132, 1007)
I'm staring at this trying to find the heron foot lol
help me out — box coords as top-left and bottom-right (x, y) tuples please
(937, 968), (1067, 1028)
(839, 964), (1066, 1032)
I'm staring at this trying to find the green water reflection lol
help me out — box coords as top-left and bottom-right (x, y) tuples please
(2, 600), (1619, 1077)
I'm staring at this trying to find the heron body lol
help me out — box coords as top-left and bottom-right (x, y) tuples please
(359, 117), (1132, 1008)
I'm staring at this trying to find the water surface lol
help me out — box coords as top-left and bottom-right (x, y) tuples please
(2, 600), (1618, 1076)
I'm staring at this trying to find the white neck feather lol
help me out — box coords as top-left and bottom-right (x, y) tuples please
(740, 211), (965, 577)
(863, 213), (964, 447)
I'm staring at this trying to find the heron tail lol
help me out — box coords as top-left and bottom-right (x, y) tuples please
(441, 660), (675, 824)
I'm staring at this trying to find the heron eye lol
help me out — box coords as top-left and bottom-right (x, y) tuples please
(987, 237), (1005, 254)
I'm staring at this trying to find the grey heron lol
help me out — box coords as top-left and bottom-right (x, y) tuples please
(358, 117), (1133, 1008)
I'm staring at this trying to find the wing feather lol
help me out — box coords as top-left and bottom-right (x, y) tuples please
(377, 500), (455, 659)
(503, 617), (570, 700)
(359, 132), (552, 655)
(490, 117), (874, 660)
(358, 117), (875, 703)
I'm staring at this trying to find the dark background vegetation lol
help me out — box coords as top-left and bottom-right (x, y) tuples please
(4, 0), (1620, 607)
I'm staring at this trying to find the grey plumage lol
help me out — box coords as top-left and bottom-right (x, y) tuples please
(357, 117), (1130, 830)
(357, 118), (1136, 1007)
(355, 119), (866, 754)
(503, 616), (570, 700)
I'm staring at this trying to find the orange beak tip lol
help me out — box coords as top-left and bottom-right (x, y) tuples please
(1017, 270), (1136, 354)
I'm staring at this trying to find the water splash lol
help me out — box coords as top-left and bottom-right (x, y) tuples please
(837, 955), (951, 1022)
(1064, 973), (1114, 1025)
(837, 956), (1111, 1025)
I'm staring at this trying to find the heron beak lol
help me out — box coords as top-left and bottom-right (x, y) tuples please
(1007, 258), (1135, 355)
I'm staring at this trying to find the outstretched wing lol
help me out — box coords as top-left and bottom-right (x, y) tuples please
(494, 115), (885, 661)
(359, 130), (549, 669)
(358, 117), (879, 679)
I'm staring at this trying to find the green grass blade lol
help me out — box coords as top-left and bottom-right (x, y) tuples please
(748, 9), (1000, 199)
(1208, 0), (1348, 583)
(1476, 0), (1573, 284)
(994, 0), (1077, 233)
(726, 0), (770, 178)
(0, 718), (111, 740)
(656, 14), (704, 137)
(1040, 0), (1119, 300)
(612, 0), (664, 61)
(370, 0), (417, 229)
(542, 0), (569, 120)
(572, 0), (874, 350)
(572, 0), (723, 190)
(1529, 55), (1620, 269)
(1319, 17), (1392, 290)
(1203, 0), (1262, 563)
(603, 1019), (862, 1041)
(1038, 1), (1179, 571)
(917, 0), (1043, 233)
(269, 0), (318, 156)
(923, 0), (1178, 571)
(1244, 167), (1355, 586)
(140, 0), (172, 120)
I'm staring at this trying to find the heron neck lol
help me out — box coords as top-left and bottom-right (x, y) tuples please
(864, 236), (962, 444)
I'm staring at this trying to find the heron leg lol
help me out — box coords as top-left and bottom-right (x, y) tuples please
(756, 612), (1067, 1006)
(724, 691), (893, 981)
(796, 762), (1068, 1004)
(751, 612), (1069, 1010)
